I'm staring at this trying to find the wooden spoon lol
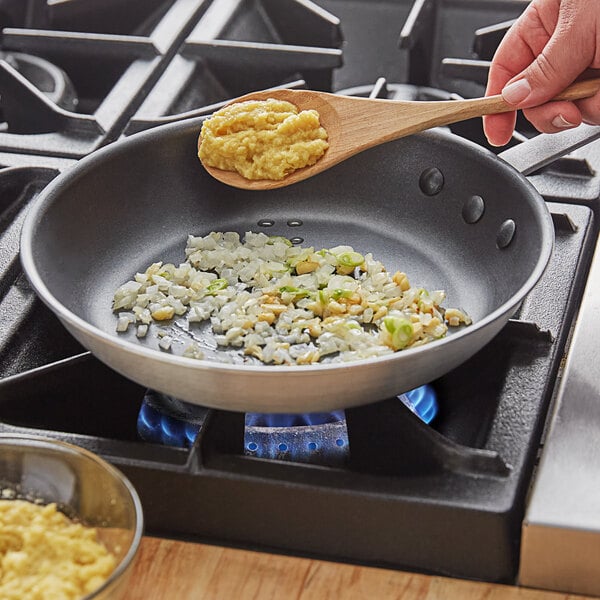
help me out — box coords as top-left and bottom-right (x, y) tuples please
(198, 79), (600, 190)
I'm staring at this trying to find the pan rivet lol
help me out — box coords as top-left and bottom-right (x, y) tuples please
(462, 195), (485, 224)
(290, 237), (304, 245)
(497, 219), (516, 248)
(257, 219), (275, 227)
(419, 167), (444, 196)
(287, 219), (303, 227)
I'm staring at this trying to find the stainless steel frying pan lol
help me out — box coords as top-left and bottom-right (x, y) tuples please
(19, 116), (600, 413)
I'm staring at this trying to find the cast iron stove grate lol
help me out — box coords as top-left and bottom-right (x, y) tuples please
(124, 0), (343, 134)
(0, 0), (209, 157)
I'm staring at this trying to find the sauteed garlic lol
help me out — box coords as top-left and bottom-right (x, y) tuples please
(113, 232), (471, 365)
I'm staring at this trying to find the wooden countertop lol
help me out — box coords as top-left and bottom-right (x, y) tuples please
(127, 537), (597, 599)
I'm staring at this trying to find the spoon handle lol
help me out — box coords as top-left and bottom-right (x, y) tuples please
(338, 77), (600, 152)
(357, 77), (600, 146)
(441, 77), (600, 121)
(552, 77), (600, 102)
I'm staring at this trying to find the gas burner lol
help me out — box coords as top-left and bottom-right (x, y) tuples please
(244, 418), (349, 466)
(0, 51), (77, 111)
(136, 386), (438, 468)
(0, 0), (209, 155)
(137, 390), (208, 448)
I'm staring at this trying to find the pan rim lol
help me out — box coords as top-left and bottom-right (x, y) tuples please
(19, 118), (555, 376)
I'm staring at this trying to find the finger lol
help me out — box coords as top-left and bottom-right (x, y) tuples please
(503, 4), (595, 108)
(575, 91), (600, 125)
(485, 1), (558, 97)
(522, 101), (583, 132)
(482, 112), (518, 147)
(484, 1), (557, 145)
(485, 27), (540, 97)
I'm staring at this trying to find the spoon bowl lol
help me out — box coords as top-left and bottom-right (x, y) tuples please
(198, 80), (600, 190)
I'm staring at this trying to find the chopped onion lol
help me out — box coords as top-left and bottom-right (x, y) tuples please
(112, 231), (471, 365)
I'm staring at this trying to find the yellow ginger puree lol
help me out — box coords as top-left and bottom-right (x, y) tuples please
(0, 499), (116, 600)
(198, 98), (329, 180)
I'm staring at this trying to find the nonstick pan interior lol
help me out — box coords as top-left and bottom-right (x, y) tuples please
(21, 117), (553, 411)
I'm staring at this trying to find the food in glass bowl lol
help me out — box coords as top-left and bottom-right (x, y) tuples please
(0, 435), (143, 600)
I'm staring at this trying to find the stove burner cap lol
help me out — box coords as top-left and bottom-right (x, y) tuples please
(1, 51), (78, 111)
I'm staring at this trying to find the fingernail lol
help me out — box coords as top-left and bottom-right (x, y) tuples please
(502, 78), (531, 105)
(551, 114), (577, 128)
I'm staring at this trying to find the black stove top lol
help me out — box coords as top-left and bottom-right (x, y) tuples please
(1, 0), (599, 585)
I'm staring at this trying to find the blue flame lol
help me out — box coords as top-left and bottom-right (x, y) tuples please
(245, 410), (345, 428)
(246, 384), (437, 428)
(137, 401), (201, 447)
(137, 384), (438, 449)
(399, 384), (438, 424)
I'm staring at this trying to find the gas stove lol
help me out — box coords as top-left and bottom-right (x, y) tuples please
(1, 0), (600, 594)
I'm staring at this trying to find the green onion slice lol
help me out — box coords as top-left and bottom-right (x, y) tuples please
(331, 289), (354, 300)
(207, 278), (228, 294)
(336, 251), (365, 268)
(279, 286), (309, 299)
(383, 316), (414, 350)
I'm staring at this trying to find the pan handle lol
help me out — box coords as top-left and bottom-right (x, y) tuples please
(497, 124), (600, 176)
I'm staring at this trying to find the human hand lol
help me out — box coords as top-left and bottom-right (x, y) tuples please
(483, 0), (600, 147)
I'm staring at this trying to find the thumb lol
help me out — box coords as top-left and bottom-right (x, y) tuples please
(502, 30), (591, 108)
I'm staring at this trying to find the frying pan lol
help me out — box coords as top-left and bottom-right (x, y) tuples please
(19, 116), (599, 413)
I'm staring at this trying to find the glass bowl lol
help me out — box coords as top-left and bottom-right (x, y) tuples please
(0, 434), (144, 599)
